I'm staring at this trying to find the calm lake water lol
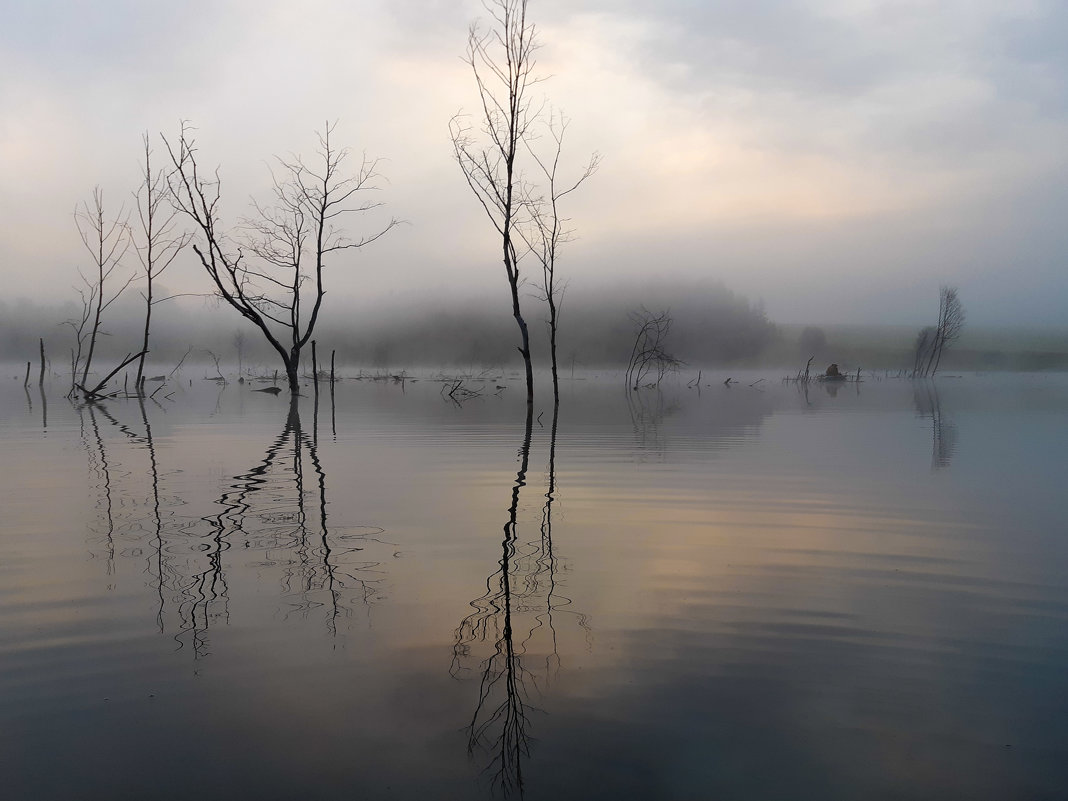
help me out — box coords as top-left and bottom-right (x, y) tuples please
(1, 370), (1067, 800)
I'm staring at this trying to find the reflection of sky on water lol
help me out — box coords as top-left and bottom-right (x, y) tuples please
(1, 373), (1067, 799)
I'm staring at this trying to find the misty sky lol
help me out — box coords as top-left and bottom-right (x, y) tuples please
(2, 0), (1066, 327)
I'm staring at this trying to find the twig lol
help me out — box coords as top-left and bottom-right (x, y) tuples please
(169, 346), (194, 378)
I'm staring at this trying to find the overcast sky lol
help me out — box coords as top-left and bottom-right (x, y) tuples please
(2, 0), (1066, 326)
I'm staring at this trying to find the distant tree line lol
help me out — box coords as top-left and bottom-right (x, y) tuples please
(10, 291), (1068, 374)
(329, 283), (777, 369)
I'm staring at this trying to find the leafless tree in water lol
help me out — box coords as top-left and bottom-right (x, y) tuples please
(70, 188), (133, 394)
(520, 112), (599, 406)
(929, 285), (965, 375)
(625, 307), (682, 389)
(451, 0), (543, 406)
(914, 286), (965, 377)
(132, 132), (191, 388)
(164, 121), (397, 395)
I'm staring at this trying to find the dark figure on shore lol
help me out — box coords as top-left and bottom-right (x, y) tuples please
(825, 363), (841, 377)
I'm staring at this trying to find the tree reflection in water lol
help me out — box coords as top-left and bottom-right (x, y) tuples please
(187, 394), (388, 654)
(137, 395), (170, 633)
(452, 404), (589, 798)
(78, 402), (118, 583)
(626, 387), (681, 459)
(74, 392), (386, 660)
(914, 381), (957, 469)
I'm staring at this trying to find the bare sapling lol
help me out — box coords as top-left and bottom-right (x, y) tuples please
(914, 286), (965, 377)
(133, 132), (191, 388)
(519, 111), (599, 406)
(70, 187), (134, 395)
(451, 0), (543, 406)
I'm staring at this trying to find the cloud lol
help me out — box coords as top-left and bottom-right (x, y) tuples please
(0, 0), (1066, 327)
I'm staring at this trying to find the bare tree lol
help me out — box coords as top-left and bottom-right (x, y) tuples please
(133, 132), (191, 388)
(929, 285), (965, 376)
(451, 0), (543, 406)
(72, 187), (133, 391)
(520, 113), (599, 407)
(914, 286), (965, 377)
(164, 122), (397, 395)
(625, 307), (682, 389)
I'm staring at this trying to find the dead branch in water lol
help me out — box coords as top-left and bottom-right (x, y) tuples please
(442, 379), (483, 404)
(78, 350), (148, 400)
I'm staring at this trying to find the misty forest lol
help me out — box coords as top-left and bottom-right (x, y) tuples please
(4, 2), (1068, 800)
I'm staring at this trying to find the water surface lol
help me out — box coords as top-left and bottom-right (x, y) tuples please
(2, 371), (1066, 799)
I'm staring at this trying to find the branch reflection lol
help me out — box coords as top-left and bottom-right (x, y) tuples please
(453, 403), (588, 798)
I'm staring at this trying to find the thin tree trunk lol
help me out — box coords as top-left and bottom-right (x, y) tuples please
(505, 204), (533, 407)
(81, 204), (106, 387)
(82, 287), (103, 386)
(514, 310), (534, 406)
(137, 280), (152, 387)
(547, 297), (559, 406)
